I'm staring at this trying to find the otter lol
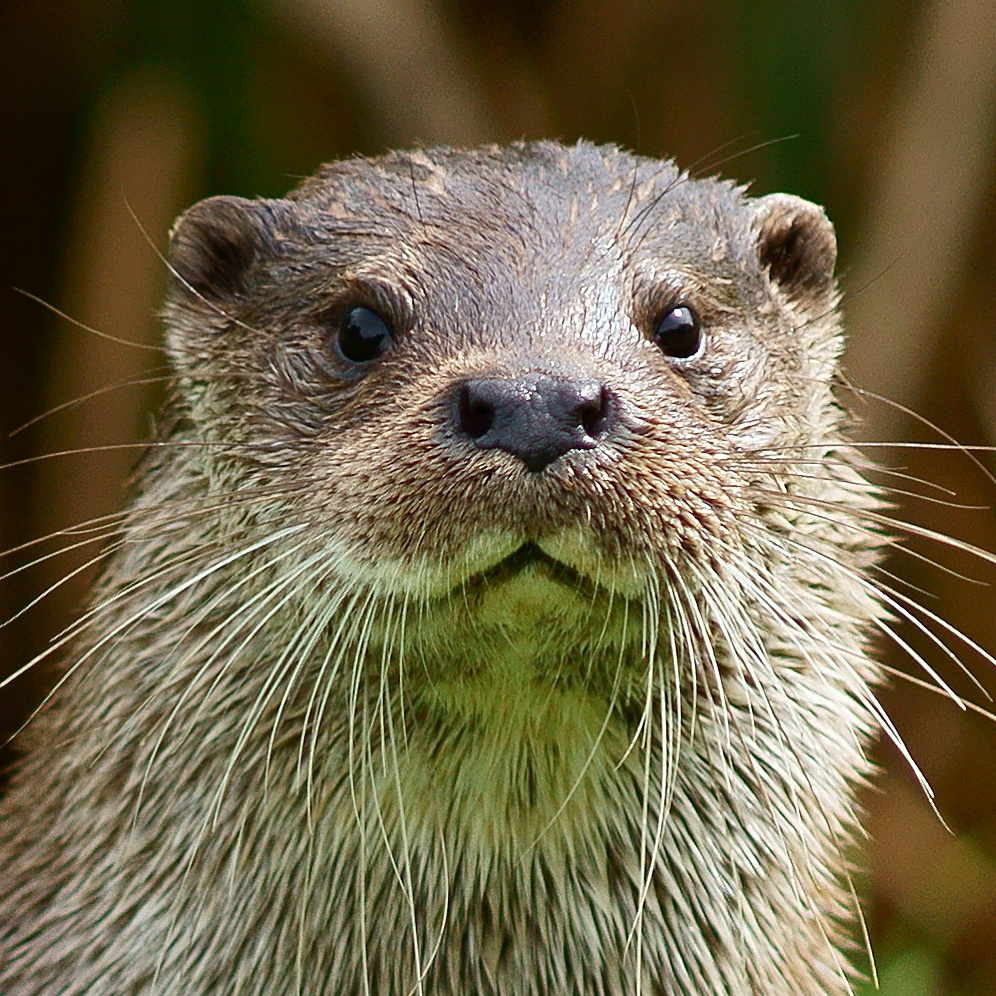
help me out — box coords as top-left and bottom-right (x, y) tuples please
(0, 141), (892, 994)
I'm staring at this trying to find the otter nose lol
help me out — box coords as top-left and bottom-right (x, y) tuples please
(454, 373), (612, 473)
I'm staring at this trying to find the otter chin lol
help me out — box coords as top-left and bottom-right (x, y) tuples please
(1, 141), (904, 995)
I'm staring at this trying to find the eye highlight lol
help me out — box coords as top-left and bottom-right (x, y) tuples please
(336, 306), (394, 363)
(653, 305), (701, 359)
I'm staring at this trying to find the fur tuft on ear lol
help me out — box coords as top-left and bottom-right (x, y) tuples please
(168, 195), (274, 303)
(753, 193), (837, 302)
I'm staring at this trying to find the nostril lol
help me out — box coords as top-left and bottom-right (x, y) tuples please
(458, 384), (495, 440)
(577, 386), (610, 439)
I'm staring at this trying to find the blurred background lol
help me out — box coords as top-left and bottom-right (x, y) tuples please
(1, 0), (995, 991)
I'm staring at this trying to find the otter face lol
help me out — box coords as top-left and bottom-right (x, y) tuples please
(166, 144), (839, 629)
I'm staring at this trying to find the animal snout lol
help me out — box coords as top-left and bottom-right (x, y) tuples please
(453, 373), (614, 473)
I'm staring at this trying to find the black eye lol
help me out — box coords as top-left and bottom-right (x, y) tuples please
(337, 306), (393, 363)
(653, 305), (701, 359)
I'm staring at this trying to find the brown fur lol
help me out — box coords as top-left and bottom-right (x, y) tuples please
(0, 141), (889, 994)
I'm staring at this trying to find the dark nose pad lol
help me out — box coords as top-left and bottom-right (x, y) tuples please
(454, 373), (613, 472)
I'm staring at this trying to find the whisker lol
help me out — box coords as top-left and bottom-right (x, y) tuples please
(879, 663), (996, 723)
(737, 519), (952, 809)
(0, 438), (238, 473)
(8, 370), (172, 437)
(835, 378), (996, 488)
(13, 287), (167, 352)
(0, 536), (126, 630)
(750, 484), (996, 578)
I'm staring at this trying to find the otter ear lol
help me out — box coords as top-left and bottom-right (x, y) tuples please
(168, 195), (283, 303)
(752, 193), (837, 303)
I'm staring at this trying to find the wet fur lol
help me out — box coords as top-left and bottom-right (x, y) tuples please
(0, 142), (898, 993)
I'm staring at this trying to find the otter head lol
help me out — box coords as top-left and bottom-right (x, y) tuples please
(163, 142), (842, 717)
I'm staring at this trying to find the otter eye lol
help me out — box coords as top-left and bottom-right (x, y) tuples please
(653, 305), (701, 359)
(337, 306), (393, 363)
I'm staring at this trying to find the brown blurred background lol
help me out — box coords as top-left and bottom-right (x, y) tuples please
(1, 0), (995, 992)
